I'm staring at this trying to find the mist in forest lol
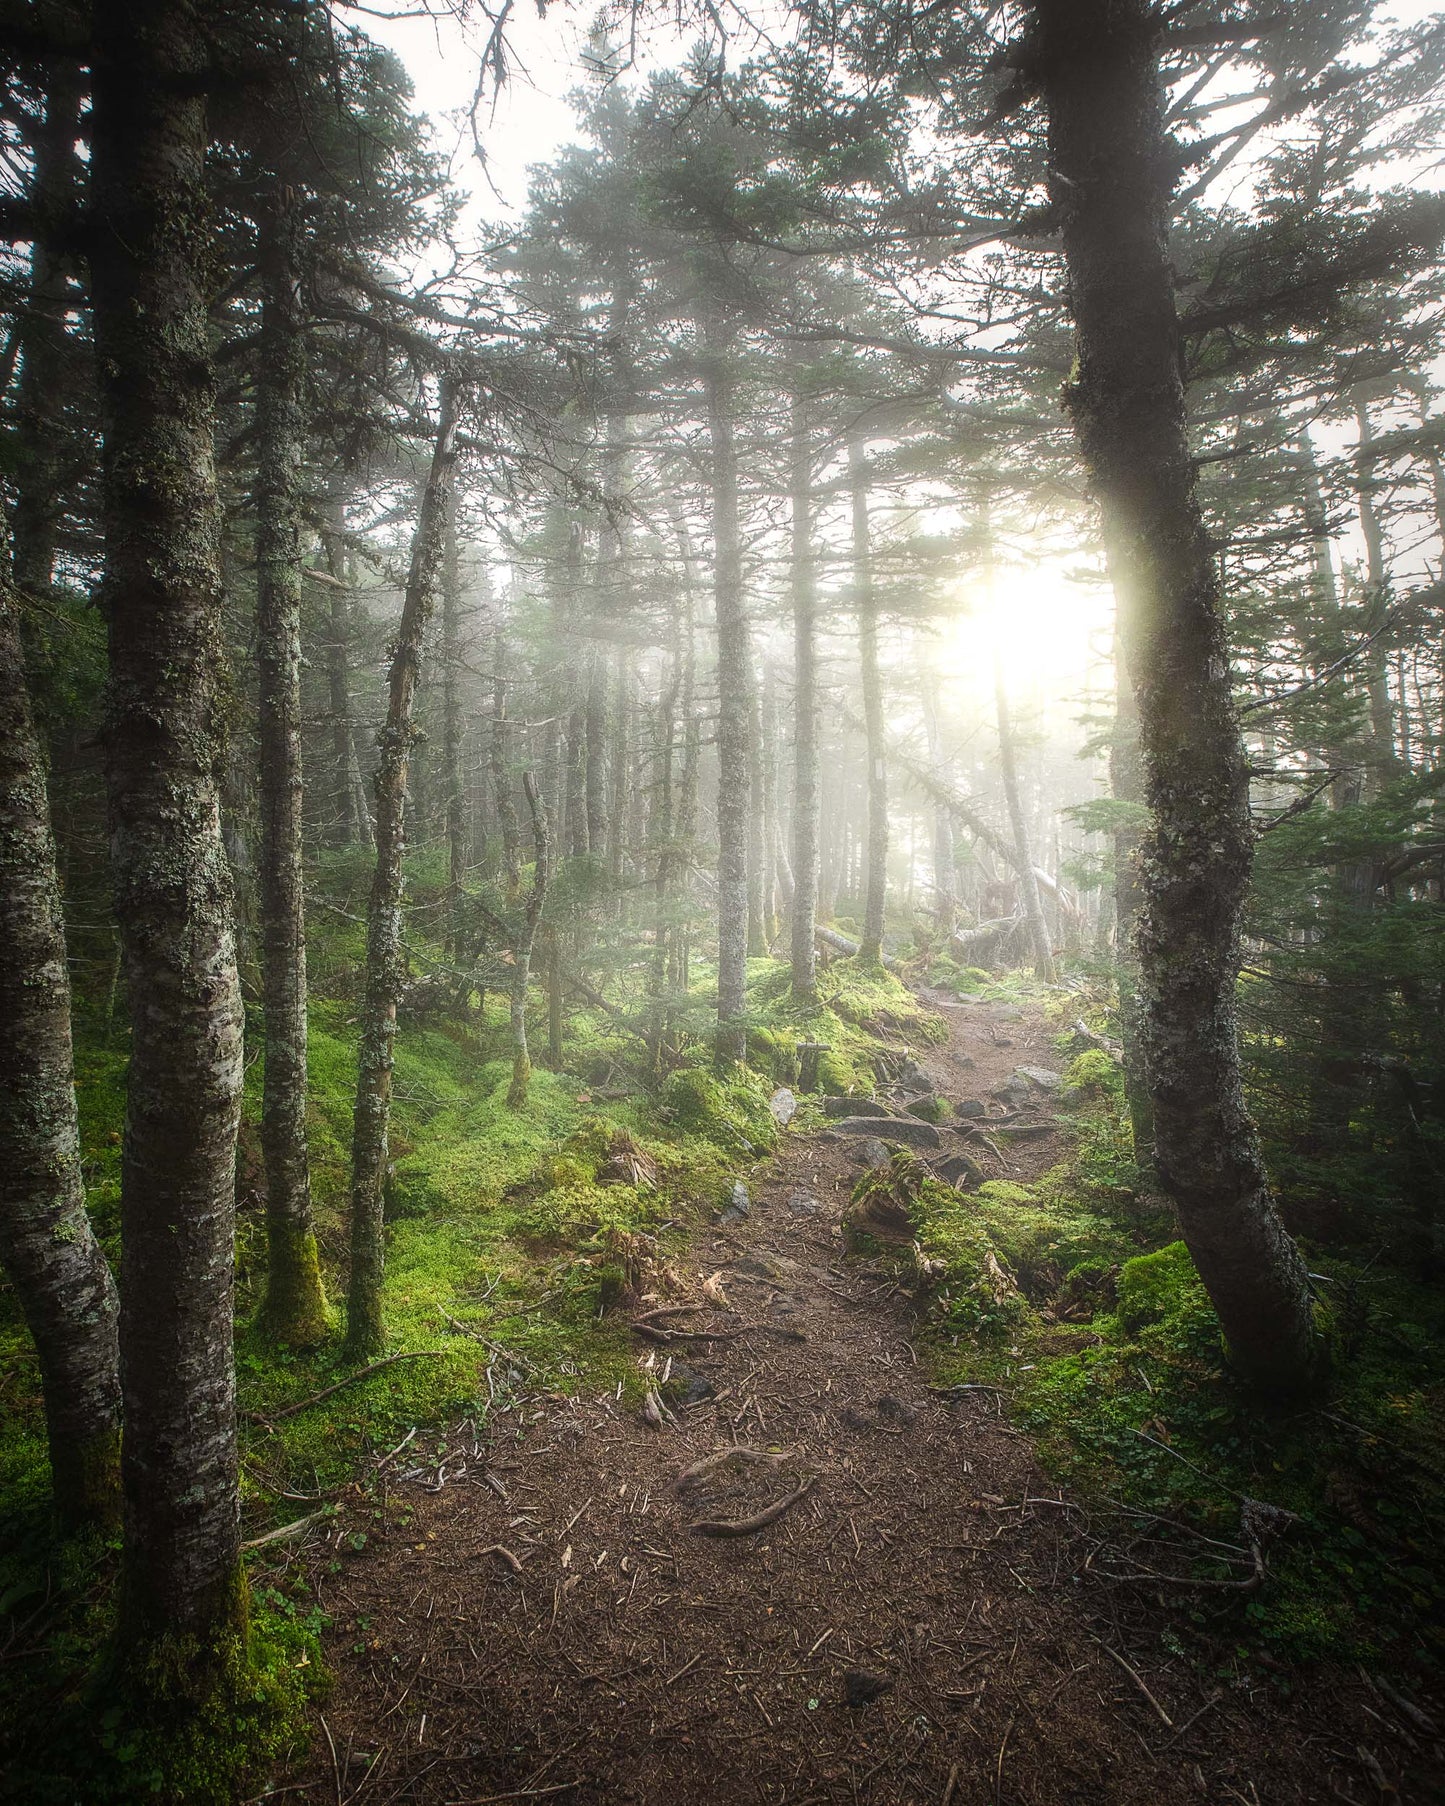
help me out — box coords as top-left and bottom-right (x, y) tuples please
(2, 2), (1445, 1800)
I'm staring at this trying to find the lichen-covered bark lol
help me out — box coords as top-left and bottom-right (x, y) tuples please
(90, 0), (249, 1651)
(850, 438), (888, 967)
(794, 395), (820, 1004)
(707, 352), (752, 1069)
(1034, 0), (1318, 1393)
(0, 559), (121, 1531)
(254, 188), (327, 1350)
(346, 380), (461, 1359)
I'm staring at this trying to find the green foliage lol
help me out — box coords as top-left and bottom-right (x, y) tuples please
(915, 1032), (1445, 1666)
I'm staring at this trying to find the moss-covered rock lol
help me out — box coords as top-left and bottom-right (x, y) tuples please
(1062, 1048), (1125, 1103)
(1116, 1239), (1203, 1331)
(657, 1067), (779, 1154)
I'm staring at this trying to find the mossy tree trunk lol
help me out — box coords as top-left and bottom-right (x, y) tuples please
(90, 0), (249, 1657)
(1034, 0), (1319, 1395)
(0, 551), (121, 1532)
(346, 378), (461, 1360)
(254, 185), (328, 1350)
(850, 436), (888, 967)
(707, 343), (752, 1069)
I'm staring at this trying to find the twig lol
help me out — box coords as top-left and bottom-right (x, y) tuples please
(439, 1310), (538, 1372)
(689, 1476), (817, 1537)
(242, 1509), (331, 1551)
(479, 1544), (525, 1574)
(1091, 1636), (1174, 1728)
(446, 1784), (582, 1805)
(243, 1351), (446, 1424)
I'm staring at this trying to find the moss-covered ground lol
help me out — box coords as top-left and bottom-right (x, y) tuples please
(0, 855), (938, 1801)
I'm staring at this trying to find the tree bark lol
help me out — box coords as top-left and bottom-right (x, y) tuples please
(1035, 0), (1319, 1394)
(321, 486), (373, 850)
(506, 772), (552, 1107)
(706, 349), (751, 1068)
(850, 436), (888, 966)
(783, 390), (820, 1004)
(345, 380), (461, 1359)
(90, 0), (248, 1657)
(1110, 616), (1154, 1165)
(0, 555), (121, 1530)
(441, 494), (466, 952)
(254, 186), (328, 1350)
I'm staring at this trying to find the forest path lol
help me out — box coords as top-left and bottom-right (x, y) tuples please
(279, 992), (1412, 1806)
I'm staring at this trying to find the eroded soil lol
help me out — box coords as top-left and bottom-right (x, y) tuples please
(271, 993), (1443, 1806)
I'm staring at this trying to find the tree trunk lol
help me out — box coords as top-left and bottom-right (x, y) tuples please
(920, 669), (958, 939)
(1036, 0), (1318, 1394)
(992, 640), (1057, 984)
(490, 601), (522, 903)
(321, 486), (373, 850)
(0, 555), (121, 1530)
(789, 395), (820, 1000)
(254, 187), (328, 1350)
(90, 0), (248, 1658)
(746, 655), (768, 956)
(1109, 616), (1154, 1166)
(506, 773), (552, 1108)
(345, 380), (461, 1359)
(851, 436), (888, 966)
(442, 495), (467, 953)
(706, 348), (751, 1068)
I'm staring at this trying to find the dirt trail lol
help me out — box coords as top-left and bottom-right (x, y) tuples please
(279, 995), (1435, 1806)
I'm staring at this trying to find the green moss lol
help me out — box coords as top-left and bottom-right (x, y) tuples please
(1115, 1240), (1204, 1331)
(657, 1067), (778, 1154)
(1062, 1048), (1125, 1102)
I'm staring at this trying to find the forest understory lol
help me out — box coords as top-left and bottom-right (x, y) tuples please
(269, 989), (1445, 1806)
(5, 1), (1445, 1802)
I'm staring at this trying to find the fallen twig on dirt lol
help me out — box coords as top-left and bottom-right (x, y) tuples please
(676, 1446), (788, 1487)
(242, 1351), (446, 1424)
(688, 1476), (817, 1537)
(242, 1508), (331, 1551)
(478, 1544), (525, 1573)
(1091, 1636), (1174, 1728)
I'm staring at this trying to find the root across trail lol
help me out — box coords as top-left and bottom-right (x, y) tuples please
(278, 994), (1439, 1805)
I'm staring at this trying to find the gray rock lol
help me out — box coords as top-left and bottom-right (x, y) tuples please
(786, 1188), (822, 1216)
(830, 1115), (942, 1150)
(660, 1361), (715, 1407)
(769, 1086), (797, 1127)
(955, 1098), (988, 1118)
(1016, 1065), (1062, 1091)
(822, 1095), (896, 1120)
(719, 1179), (750, 1224)
(936, 1150), (983, 1188)
(859, 1137), (892, 1170)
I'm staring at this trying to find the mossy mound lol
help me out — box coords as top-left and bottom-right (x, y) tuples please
(657, 1067), (779, 1154)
